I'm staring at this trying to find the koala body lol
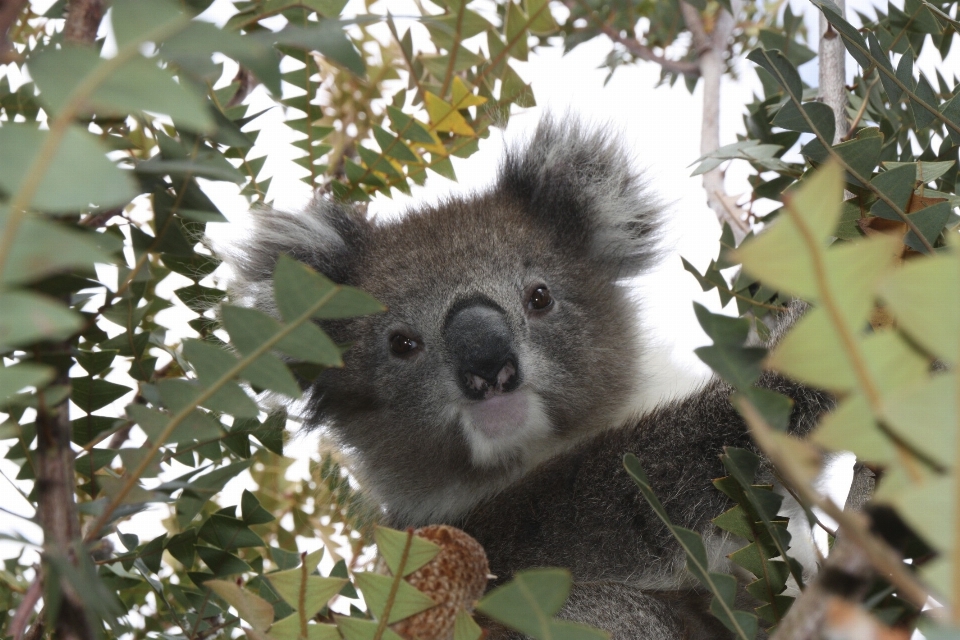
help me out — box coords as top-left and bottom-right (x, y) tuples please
(221, 119), (831, 639)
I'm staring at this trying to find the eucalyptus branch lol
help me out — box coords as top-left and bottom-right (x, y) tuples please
(680, 0), (751, 242)
(83, 282), (340, 542)
(373, 530), (413, 640)
(0, 0), (27, 62)
(754, 49), (935, 253)
(0, 14), (191, 282)
(735, 398), (933, 613)
(818, 0), (847, 145)
(816, 6), (960, 140)
(63, 0), (103, 45)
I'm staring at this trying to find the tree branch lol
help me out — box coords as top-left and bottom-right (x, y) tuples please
(818, 0), (848, 143)
(679, 0), (751, 243)
(63, 0), (103, 44)
(594, 22), (701, 76)
(35, 354), (93, 640)
(562, 0), (701, 76)
(771, 534), (874, 640)
(0, 0), (28, 63)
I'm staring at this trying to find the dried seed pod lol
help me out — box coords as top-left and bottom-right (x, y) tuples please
(391, 525), (490, 640)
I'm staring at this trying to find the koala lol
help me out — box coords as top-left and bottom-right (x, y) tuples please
(219, 119), (833, 639)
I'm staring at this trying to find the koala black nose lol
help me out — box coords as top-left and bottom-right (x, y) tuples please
(444, 300), (521, 401)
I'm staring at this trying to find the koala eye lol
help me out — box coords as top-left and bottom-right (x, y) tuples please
(389, 332), (420, 357)
(527, 285), (554, 312)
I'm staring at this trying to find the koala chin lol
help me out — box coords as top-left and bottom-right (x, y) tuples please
(220, 118), (832, 639)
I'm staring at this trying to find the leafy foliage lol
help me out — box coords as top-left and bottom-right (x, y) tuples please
(0, 0), (601, 638)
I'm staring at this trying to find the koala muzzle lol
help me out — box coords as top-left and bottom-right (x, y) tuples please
(444, 302), (521, 401)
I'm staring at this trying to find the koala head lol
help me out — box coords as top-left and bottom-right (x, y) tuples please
(221, 119), (662, 526)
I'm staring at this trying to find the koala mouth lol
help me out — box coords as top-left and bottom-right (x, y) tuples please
(465, 390), (530, 439)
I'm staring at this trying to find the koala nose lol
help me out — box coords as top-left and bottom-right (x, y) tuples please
(444, 301), (521, 401)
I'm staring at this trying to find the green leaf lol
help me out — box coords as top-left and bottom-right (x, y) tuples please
(197, 546), (251, 577)
(273, 255), (384, 321)
(737, 162), (846, 301)
(624, 454), (757, 640)
(879, 252), (959, 364)
(71, 415), (122, 446)
(0, 291), (83, 349)
(270, 616), (342, 640)
(374, 527), (440, 577)
(198, 514), (265, 550)
(904, 202), (952, 253)
(75, 350), (118, 376)
(158, 376), (259, 420)
(207, 579), (275, 633)
(0, 363), (55, 403)
(869, 165), (916, 221)
(110, 0), (185, 48)
(242, 489), (276, 525)
(801, 129), (882, 187)
(174, 283), (227, 314)
(221, 305), (342, 367)
(334, 615), (405, 640)
(0, 124), (137, 213)
(812, 395), (895, 464)
(453, 609), (484, 640)
(771, 100), (836, 142)
(354, 572), (436, 623)
(881, 372), (956, 469)
(268, 561), (345, 619)
(746, 48), (802, 100)
(161, 22), (282, 95)
(476, 569), (574, 637)
(0, 214), (115, 286)
(71, 377), (132, 413)
(30, 48), (213, 133)
(127, 404), (223, 444)
(268, 22), (366, 76)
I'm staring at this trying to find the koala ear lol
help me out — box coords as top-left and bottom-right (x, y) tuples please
(216, 197), (370, 313)
(497, 117), (662, 278)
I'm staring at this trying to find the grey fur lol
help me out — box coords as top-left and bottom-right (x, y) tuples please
(218, 119), (831, 639)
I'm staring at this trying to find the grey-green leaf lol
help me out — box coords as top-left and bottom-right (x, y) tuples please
(0, 124), (137, 213)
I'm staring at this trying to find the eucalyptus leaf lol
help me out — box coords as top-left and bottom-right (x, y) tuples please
(0, 124), (137, 213)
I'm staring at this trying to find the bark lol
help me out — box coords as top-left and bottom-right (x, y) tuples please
(0, 0), (28, 62)
(771, 534), (874, 639)
(35, 355), (93, 640)
(62, 0), (103, 44)
(818, 0), (848, 142)
(30, 7), (104, 635)
(680, 0), (750, 243)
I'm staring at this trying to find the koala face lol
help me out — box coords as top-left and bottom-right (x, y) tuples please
(223, 119), (661, 526)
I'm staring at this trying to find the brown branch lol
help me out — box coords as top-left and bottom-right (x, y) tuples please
(735, 398), (935, 613)
(0, 0), (28, 63)
(562, 0), (701, 76)
(63, 0), (103, 45)
(35, 350), (94, 640)
(79, 205), (124, 228)
(10, 573), (42, 640)
(595, 22), (701, 76)
(771, 534), (874, 640)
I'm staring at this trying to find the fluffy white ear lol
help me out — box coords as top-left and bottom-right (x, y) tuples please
(497, 117), (663, 278)
(215, 197), (371, 314)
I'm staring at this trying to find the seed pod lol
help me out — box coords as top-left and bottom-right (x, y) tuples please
(391, 525), (490, 640)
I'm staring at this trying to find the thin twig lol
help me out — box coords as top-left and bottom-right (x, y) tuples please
(10, 573), (42, 640)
